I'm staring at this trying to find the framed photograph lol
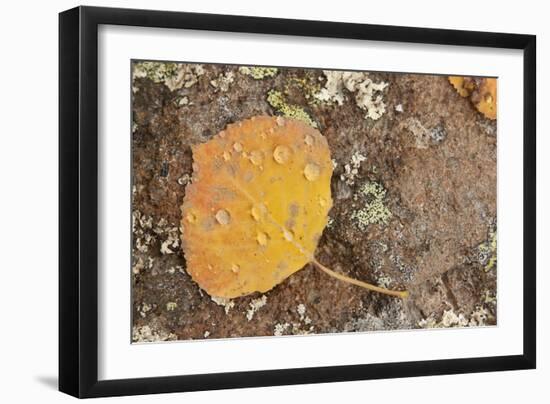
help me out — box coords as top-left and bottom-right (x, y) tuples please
(59, 6), (536, 398)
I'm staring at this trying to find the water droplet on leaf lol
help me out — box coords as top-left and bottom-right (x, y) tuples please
(251, 203), (267, 221)
(283, 229), (294, 242)
(215, 209), (231, 225)
(273, 145), (291, 164)
(249, 150), (263, 166)
(304, 163), (320, 181)
(257, 232), (268, 246)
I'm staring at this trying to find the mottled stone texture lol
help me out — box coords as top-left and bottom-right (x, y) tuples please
(131, 63), (497, 341)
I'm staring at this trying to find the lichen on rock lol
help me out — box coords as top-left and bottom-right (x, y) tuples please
(239, 66), (278, 80)
(246, 295), (267, 321)
(340, 151), (367, 185)
(315, 70), (388, 120)
(477, 228), (497, 272)
(402, 118), (446, 149)
(132, 324), (177, 343)
(211, 296), (235, 314)
(133, 61), (204, 91)
(351, 182), (393, 230)
(133, 61), (179, 83)
(418, 306), (492, 329)
(210, 71), (235, 92)
(267, 89), (318, 128)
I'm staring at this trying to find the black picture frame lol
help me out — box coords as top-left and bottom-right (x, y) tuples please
(59, 5), (536, 398)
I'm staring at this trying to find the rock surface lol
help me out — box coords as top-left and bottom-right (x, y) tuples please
(131, 62), (497, 341)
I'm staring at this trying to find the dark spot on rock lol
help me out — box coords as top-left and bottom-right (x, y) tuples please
(430, 124), (447, 143)
(160, 161), (169, 177)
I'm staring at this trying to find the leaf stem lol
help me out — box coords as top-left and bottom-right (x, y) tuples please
(312, 258), (409, 299)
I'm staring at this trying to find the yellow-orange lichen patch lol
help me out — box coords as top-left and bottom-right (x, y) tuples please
(448, 76), (497, 120)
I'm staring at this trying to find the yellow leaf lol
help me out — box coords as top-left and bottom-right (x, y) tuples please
(448, 76), (470, 97)
(473, 78), (497, 120)
(180, 116), (408, 299)
(448, 76), (497, 120)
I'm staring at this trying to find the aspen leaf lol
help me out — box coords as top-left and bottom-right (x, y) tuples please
(472, 78), (497, 120)
(448, 76), (472, 97)
(448, 76), (497, 120)
(180, 116), (408, 299)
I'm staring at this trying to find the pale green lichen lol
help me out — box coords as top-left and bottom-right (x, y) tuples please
(284, 76), (323, 105)
(267, 89), (317, 128)
(272, 304), (314, 336)
(483, 290), (497, 305)
(314, 70), (388, 120)
(176, 96), (189, 106)
(138, 302), (152, 318)
(133, 61), (179, 83)
(132, 325), (177, 343)
(211, 296), (235, 315)
(210, 71), (235, 92)
(469, 306), (491, 326)
(296, 303), (312, 324)
(246, 295), (267, 321)
(478, 229), (497, 272)
(351, 182), (392, 230)
(377, 274), (393, 289)
(133, 61), (204, 91)
(418, 306), (492, 329)
(274, 322), (290, 336)
(239, 66), (278, 79)
(340, 151), (367, 185)
(418, 309), (468, 328)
